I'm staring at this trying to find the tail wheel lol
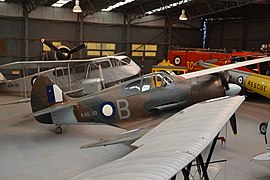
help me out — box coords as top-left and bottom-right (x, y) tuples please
(55, 126), (63, 134)
(173, 56), (181, 65)
(259, 122), (268, 135)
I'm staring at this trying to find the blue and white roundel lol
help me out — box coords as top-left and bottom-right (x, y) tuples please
(237, 76), (243, 84)
(99, 102), (115, 118)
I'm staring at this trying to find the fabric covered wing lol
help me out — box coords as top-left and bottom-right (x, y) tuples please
(73, 95), (245, 180)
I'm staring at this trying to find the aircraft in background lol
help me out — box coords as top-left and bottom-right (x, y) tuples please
(41, 38), (87, 61)
(198, 60), (270, 135)
(253, 121), (270, 161)
(0, 55), (141, 98)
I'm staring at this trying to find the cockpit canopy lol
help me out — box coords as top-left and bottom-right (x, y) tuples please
(124, 72), (173, 96)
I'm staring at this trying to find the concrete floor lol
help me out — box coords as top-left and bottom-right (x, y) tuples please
(0, 94), (269, 180)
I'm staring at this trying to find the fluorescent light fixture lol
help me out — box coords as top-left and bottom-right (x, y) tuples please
(145, 0), (191, 15)
(179, 9), (187, 20)
(52, 0), (72, 7)
(101, 0), (135, 12)
(73, 0), (82, 13)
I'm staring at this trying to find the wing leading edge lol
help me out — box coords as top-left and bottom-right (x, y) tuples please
(73, 95), (245, 180)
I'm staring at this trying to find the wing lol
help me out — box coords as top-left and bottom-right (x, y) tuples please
(80, 128), (150, 148)
(180, 56), (270, 79)
(0, 56), (120, 70)
(0, 60), (96, 70)
(0, 98), (30, 106)
(73, 95), (245, 180)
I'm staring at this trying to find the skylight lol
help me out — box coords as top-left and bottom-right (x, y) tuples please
(52, 0), (72, 8)
(145, 0), (191, 15)
(101, 0), (135, 12)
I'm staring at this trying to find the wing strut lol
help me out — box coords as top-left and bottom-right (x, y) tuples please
(179, 133), (221, 180)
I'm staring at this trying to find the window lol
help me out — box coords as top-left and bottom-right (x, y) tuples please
(141, 76), (152, 92)
(43, 41), (61, 52)
(0, 39), (6, 55)
(131, 44), (157, 57)
(124, 80), (141, 96)
(87, 42), (116, 57)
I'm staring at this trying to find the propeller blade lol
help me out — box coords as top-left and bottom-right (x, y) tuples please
(69, 43), (86, 54)
(230, 113), (237, 136)
(41, 39), (60, 52)
(220, 73), (230, 90)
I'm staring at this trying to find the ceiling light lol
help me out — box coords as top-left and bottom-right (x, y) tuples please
(145, 0), (191, 15)
(73, 0), (82, 13)
(52, 0), (72, 7)
(179, 9), (187, 20)
(0, 0), (5, 2)
(101, 0), (135, 12)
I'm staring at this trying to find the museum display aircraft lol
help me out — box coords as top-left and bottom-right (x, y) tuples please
(30, 57), (270, 134)
(198, 60), (270, 135)
(26, 57), (269, 179)
(0, 55), (141, 98)
(253, 121), (270, 161)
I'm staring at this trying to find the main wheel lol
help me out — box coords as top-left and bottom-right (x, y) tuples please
(259, 122), (268, 135)
(55, 126), (63, 134)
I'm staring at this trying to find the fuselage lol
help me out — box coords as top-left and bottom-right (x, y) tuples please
(66, 72), (225, 129)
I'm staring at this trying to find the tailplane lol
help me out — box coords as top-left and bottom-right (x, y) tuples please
(31, 75), (64, 124)
(0, 72), (6, 82)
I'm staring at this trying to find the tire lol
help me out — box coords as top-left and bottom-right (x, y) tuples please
(259, 122), (268, 135)
(55, 126), (63, 134)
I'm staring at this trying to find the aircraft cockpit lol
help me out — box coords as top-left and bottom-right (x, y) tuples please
(124, 72), (173, 96)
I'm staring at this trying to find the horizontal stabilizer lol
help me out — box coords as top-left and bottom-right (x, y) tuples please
(253, 152), (270, 161)
(0, 72), (6, 82)
(0, 98), (30, 106)
(81, 128), (149, 149)
(33, 102), (76, 117)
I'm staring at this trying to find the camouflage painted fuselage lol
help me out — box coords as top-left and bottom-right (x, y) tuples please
(31, 72), (225, 129)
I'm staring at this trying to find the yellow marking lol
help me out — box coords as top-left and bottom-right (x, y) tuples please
(244, 73), (270, 98)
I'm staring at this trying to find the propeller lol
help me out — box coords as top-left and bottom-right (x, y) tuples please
(230, 113), (238, 136)
(220, 73), (230, 91)
(41, 39), (86, 60)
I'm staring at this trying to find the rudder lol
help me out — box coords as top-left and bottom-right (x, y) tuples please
(31, 75), (64, 124)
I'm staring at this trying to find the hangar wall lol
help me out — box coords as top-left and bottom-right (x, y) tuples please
(0, 4), (202, 73)
(0, 3), (203, 74)
(206, 18), (270, 52)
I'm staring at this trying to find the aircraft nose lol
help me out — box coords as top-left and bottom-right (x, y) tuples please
(225, 83), (242, 96)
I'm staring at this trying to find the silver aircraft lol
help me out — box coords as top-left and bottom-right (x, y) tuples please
(0, 55), (141, 97)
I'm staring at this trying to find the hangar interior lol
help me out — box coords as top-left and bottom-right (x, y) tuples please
(0, 0), (270, 180)
(0, 0), (270, 74)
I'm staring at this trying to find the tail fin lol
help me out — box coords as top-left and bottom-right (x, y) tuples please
(31, 75), (64, 124)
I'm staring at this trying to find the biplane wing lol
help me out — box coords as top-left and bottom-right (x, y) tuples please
(73, 95), (245, 180)
(0, 56), (126, 70)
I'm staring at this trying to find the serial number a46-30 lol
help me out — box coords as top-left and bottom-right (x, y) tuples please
(81, 111), (97, 118)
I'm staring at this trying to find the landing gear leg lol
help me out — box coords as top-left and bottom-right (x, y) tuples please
(55, 126), (63, 134)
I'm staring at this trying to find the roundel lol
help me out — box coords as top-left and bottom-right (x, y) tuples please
(174, 56), (181, 65)
(99, 102), (116, 119)
(237, 76), (243, 84)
